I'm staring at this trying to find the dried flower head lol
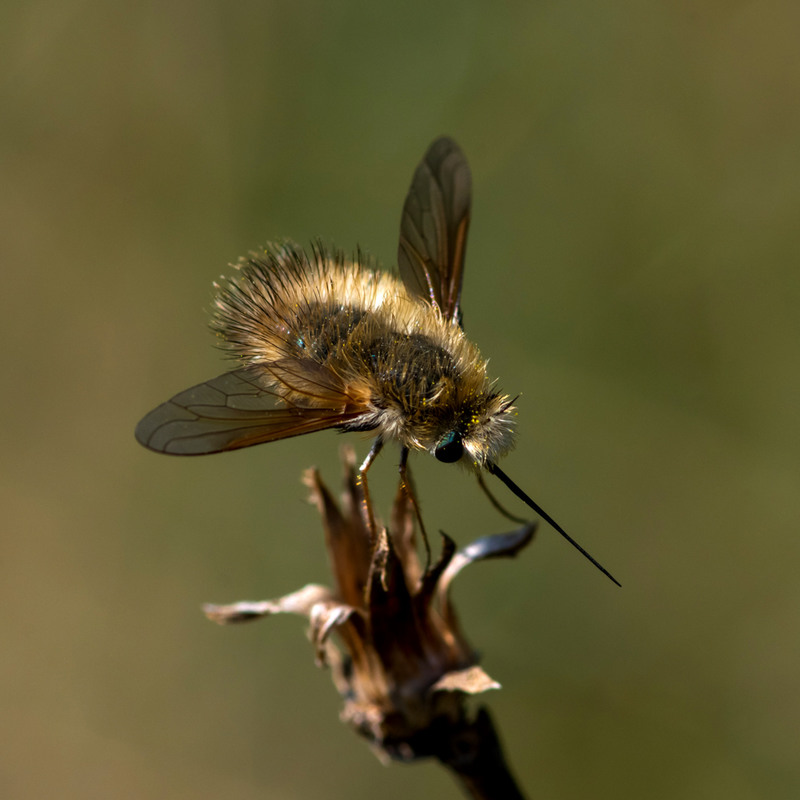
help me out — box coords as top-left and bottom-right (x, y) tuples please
(204, 446), (535, 771)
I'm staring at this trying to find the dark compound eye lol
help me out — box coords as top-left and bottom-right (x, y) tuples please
(434, 432), (464, 463)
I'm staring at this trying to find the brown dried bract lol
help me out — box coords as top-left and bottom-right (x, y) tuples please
(204, 446), (536, 764)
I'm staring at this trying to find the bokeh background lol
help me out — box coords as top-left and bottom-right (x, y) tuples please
(3, 2), (799, 798)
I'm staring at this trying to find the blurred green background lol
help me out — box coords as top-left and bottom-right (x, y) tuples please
(3, 1), (799, 798)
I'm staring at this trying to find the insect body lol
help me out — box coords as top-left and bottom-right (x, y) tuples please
(211, 243), (515, 465)
(135, 138), (620, 586)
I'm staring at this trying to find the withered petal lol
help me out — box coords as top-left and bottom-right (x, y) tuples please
(439, 523), (537, 597)
(438, 523), (537, 635)
(304, 461), (373, 608)
(365, 527), (429, 666)
(309, 600), (365, 665)
(431, 665), (501, 695)
(417, 531), (456, 610)
(203, 583), (333, 624)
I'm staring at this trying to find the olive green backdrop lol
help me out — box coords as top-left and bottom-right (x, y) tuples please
(3, 2), (799, 798)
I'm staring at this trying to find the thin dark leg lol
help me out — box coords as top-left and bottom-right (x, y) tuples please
(476, 471), (529, 525)
(357, 436), (384, 538)
(398, 448), (432, 571)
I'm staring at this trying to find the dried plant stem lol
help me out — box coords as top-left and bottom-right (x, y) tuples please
(206, 454), (534, 799)
(433, 707), (527, 800)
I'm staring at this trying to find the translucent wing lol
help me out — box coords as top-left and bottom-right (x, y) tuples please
(397, 136), (472, 325)
(135, 368), (371, 455)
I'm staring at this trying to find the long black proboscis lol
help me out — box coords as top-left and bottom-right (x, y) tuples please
(486, 462), (621, 587)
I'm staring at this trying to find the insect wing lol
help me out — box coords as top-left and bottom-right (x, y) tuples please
(398, 136), (472, 325)
(135, 368), (369, 455)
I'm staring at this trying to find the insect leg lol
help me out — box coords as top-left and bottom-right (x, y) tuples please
(357, 436), (384, 538)
(398, 448), (432, 571)
(476, 470), (529, 524)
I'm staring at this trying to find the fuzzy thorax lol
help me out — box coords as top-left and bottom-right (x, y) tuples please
(212, 242), (516, 466)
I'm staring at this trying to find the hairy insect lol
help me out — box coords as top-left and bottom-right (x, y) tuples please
(135, 138), (619, 586)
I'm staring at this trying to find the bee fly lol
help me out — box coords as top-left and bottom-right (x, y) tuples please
(135, 137), (620, 587)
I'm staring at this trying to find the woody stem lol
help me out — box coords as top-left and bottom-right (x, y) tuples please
(434, 707), (527, 800)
